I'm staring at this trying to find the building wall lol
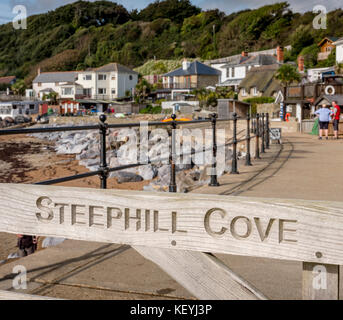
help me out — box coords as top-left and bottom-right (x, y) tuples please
(33, 82), (61, 99)
(336, 44), (343, 64)
(238, 87), (263, 101)
(320, 41), (335, 53)
(197, 75), (220, 88)
(117, 73), (138, 98)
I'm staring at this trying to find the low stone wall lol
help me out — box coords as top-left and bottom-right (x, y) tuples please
(270, 120), (299, 133)
(256, 103), (279, 118)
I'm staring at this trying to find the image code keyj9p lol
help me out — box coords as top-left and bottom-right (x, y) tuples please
(0, 0), (342, 307)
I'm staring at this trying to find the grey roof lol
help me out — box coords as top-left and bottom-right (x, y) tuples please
(239, 65), (281, 96)
(33, 72), (77, 84)
(39, 88), (56, 93)
(334, 37), (343, 44)
(223, 54), (278, 68)
(218, 79), (244, 86)
(314, 94), (343, 106)
(164, 61), (221, 77)
(92, 63), (138, 74)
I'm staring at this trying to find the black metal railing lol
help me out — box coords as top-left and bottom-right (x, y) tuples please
(0, 113), (271, 193)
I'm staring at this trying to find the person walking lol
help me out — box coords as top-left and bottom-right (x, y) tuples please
(331, 100), (341, 140)
(17, 235), (38, 257)
(315, 104), (331, 140)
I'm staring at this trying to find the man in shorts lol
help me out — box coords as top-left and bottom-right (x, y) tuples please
(331, 100), (341, 139)
(315, 104), (331, 140)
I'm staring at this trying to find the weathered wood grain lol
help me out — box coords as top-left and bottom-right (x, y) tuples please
(0, 290), (61, 300)
(0, 184), (343, 265)
(302, 263), (339, 300)
(134, 247), (267, 300)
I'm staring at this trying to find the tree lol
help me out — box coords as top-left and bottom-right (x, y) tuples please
(11, 80), (26, 96)
(138, 0), (201, 23)
(42, 91), (58, 104)
(192, 86), (234, 108)
(134, 78), (152, 103)
(275, 64), (301, 87)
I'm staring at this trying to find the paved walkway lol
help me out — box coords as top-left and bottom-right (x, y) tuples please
(0, 133), (342, 300)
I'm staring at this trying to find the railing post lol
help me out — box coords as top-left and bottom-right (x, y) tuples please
(231, 112), (239, 174)
(261, 113), (265, 154)
(209, 113), (220, 186)
(99, 114), (109, 189)
(255, 113), (261, 159)
(266, 113), (270, 149)
(169, 114), (177, 193)
(245, 112), (252, 166)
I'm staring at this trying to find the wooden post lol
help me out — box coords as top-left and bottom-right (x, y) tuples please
(302, 262), (340, 300)
(99, 114), (108, 189)
(169, 114), (177, 193)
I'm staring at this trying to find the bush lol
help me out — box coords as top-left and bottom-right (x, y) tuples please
(243, 97), (275, 104)
(139, 105), (162, 114)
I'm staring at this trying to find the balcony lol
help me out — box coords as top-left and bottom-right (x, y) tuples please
(75, 94), (116, 101)
(157, 82), (198, 90)
(285, 83), (343, 101)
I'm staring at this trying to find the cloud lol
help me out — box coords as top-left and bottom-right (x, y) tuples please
(197, 0), (342, 14)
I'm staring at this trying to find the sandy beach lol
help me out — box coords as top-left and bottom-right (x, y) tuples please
(0, 133), (150, 262)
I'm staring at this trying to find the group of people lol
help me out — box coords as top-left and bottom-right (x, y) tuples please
(315, 100), (341, 140)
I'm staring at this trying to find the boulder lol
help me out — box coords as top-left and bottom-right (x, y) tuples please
(4, 116), (14, 123)
(14, 115), (26, 124)
(157, 165), (170, 185)
(115, 171), (143, 184)
(138, 164), (157, 181)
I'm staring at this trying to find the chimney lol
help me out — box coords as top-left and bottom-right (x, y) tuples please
(242, 50), (248, 57)
(298, 56), (305, 73)
(182, 59), (190, 71)
(38, 67), (41, 75)
(277, 46), (284, 64)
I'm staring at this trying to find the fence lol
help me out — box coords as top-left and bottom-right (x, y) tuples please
(0, 112), (269, 191)
(3, 113), (340, 300)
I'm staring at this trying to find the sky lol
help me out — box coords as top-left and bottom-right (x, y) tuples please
(0, 0), (342, 24)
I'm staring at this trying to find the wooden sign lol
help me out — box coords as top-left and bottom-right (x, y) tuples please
(0, 183), (343, 265)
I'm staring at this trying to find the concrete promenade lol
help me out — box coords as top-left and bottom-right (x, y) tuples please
(0, 133), (342, 300)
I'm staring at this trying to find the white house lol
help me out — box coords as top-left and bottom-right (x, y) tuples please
(32, 63), (138, 101)
(32, 71), (82, 100)
(208, 46), (286, 90)
(0, 101), (40, 118)
(77, 63), (138, 100)
(306, 66), (335, 83)
(333, 37), (343, 64)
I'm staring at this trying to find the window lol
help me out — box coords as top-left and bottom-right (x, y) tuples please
(38, 83), (42, 87)
(84, 75), (92, 81)
(98, 74), (107, 81)
(98, 88), (107, 94)
(62, 88), (73, 95)
(226, 68), (230, 78)
(111, 76), (116, 80)
(253, 87), (258, 96)
(242, 88), (247, 96)
(55, 82), (59, 86)
(129, 75), (133, 80)
(231, 67), (235, 78)
(29, 105), (34, 110)
(111, 89), (116, 94)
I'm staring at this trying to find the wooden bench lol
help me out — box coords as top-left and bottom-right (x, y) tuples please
(0, 183), (341, 300)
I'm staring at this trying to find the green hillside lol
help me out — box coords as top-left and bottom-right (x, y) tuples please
(0, 0), (343, 84)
